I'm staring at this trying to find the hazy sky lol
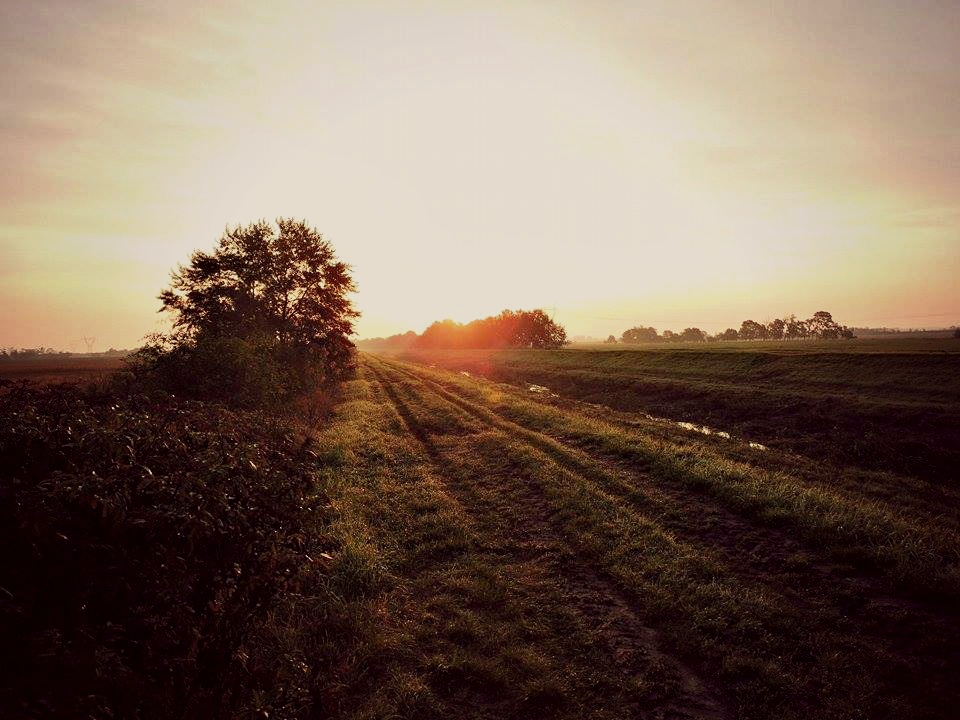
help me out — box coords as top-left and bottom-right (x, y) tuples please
(2, 0), (958, 348)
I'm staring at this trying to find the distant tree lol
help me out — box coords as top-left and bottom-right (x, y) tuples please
(806, 310), (846, 339)
(954, 327), (960, 339)
(739, 320), (766, 340)
(766, 318), (786, 340)
(621, 326), (659, 344)
(418, 319), (464, 348)
(604, 335), (618, 344)
(357, 330), (418, 352)
(661, 330), (677, 341)
(515, 309), (568, 348)
(784, 314), (807, 339)
(132, 219), (360, 406)
(717, 328), (739, 341)
(680, 327), (707, 342)
(415, 309), (566, 349)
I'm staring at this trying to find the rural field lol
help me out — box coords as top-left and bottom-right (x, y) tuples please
(392, 338), (960, 482)
(0, 355), (126, 385)
(5, 2), (960, 718)
(7, 341), (960, 720)
(4, 342), (959, 718)
(312, 351), (960, 719)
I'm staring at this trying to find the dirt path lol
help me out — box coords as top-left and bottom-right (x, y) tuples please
(368, 360), (729, 720)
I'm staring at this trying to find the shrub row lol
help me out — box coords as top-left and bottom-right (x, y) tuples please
(0, 381), (333, 718)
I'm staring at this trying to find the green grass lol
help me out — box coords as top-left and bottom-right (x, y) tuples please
(391, 342), (960, 480)
(390, 361), (960, 594)
(311, 368), (672, 719)
(366, 355), (960, 719)
(7, 350), (959, 719)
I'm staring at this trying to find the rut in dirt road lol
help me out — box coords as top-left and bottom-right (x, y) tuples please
(369, 361), (730, 720)
(368, 355), (960, 720)
(390, 359), (960, 605)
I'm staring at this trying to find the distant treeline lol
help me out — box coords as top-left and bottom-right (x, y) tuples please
(851, 326), (959, 338)
(0, 347), (132, 360)
(612, 311), (855, 344)
(359, 309), (568, 350)
(0, 347), (70, 359)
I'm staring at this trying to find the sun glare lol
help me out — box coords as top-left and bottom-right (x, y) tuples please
(1, 1), (957, 347)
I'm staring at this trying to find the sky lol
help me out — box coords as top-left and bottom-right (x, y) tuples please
(1, 0), (958, 348)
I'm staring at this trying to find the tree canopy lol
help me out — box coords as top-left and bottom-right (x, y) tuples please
(159, 219), (358, 377)
(412, 310), (567, 349)
(621, 326), (659, 344)
(615, 311), (854, 344)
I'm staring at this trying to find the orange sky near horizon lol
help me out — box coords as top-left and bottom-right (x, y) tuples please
(1, 0), (958, 349)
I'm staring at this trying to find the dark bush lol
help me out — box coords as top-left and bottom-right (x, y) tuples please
(125, 333), (328, 408)
(0, 382), (334, 718)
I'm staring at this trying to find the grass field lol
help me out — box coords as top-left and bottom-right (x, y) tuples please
(310, 354), (959, 719)
(5, 347), (959, 718)
(392, 338), (960, 482)
(0, 355), (126, 385)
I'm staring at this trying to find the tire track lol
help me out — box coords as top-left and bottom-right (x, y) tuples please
(378, 357), (960, 715)
(389, 360), (929, 586)
(367, 359), (729, 720)
(384, 360), (837, 579)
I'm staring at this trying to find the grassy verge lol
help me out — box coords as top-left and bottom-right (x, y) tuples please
(393, 360), (960, 598)
(370, 356), (960, 719)
(394, 346), (960, 480)
(312, 365), (676, 719)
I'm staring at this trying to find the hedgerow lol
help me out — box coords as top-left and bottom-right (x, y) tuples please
(0, 382), (336, 718)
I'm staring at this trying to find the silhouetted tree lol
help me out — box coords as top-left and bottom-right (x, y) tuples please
(621, 326), (659, 344)
(784, 314), (807, 339)
(680, 327), (707, 342)
(739, 319), (766, 340)
(805, 310), (851, 339)
(415, 309), (566, 349)
(158, 218), (358, 380)
(766, 318), (786, 340)
(604, 335), (617, 344)
(357, 331), (418, 352)
(614, 311), (854, 347)
(806, 310), (833, 338)
(953, 327), (960, 339)
(515, 309), (568, 348)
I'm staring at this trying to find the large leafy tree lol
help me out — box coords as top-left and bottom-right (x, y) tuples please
(159, 219), (358, 377)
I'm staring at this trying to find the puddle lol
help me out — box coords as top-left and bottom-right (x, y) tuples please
(673, 420), (768, 449)
(675, 421), (730, 439)
(447, 365), (771, 453)
(677, 421), (708, 435)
